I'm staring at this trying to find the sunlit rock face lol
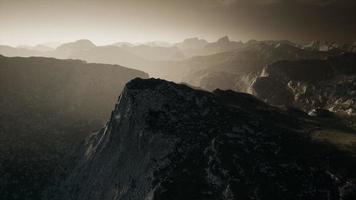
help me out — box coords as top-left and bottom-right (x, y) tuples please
(58, 78), (355, 200)
(252, 53), (356, 115)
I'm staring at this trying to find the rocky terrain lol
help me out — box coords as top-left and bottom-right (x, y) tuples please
(0, 56), (147, 200)
(252, 53), (356, 115)
(304, 41), (356, 53)
(1, 38), (356, 199)
(57, 78), (356, 200)
(179, 40), (333, 92)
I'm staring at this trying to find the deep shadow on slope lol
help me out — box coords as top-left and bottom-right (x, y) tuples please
(0, 55), (148, 200)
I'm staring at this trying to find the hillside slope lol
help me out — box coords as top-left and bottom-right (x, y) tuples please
(58, 78), (356, 200)
(0, 55), (148, 200)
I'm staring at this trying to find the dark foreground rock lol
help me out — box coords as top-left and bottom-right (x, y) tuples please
(58, 78), (356, 200)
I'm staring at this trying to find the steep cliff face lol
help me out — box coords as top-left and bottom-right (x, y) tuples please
(252, 53), (356, 114)
(59, 78), (356, 200)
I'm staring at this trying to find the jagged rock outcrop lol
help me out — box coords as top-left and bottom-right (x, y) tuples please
(252, 53), (356, 115)
(58, 78), (356, 200)
(341, 42), (356, 53)
(304, 41), (356, 53)
(304, 40), (340, 52)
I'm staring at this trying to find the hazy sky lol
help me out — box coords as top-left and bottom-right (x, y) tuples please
(0, 0), (355, 46)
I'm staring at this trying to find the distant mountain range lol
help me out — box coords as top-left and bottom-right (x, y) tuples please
(17, 44), (54, 52)
(179, 42), (356, 115)
(179, 40), (332, 91)
(1, 37), (355, 115)
(0, 45), (43, 57)
(174, 36), (243, 56)
(2, 37), (353, 67)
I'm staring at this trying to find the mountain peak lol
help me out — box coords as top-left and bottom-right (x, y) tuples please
(217, 36), (230, 43)
(56, 39), (96, 51)
(75, 39), (95, 45)
(58, 78), (354, 200)
(176, 37), (209, 50)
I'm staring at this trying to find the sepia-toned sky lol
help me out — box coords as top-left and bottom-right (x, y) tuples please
(0, 0), (355, 46)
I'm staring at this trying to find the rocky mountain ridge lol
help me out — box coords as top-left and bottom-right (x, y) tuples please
(252, 53), (356, 115)
(57, 78), (356, 200)
(180, 40), (333, 92)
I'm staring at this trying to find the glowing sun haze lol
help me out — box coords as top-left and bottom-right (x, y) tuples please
(0, 0), (355, 46)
